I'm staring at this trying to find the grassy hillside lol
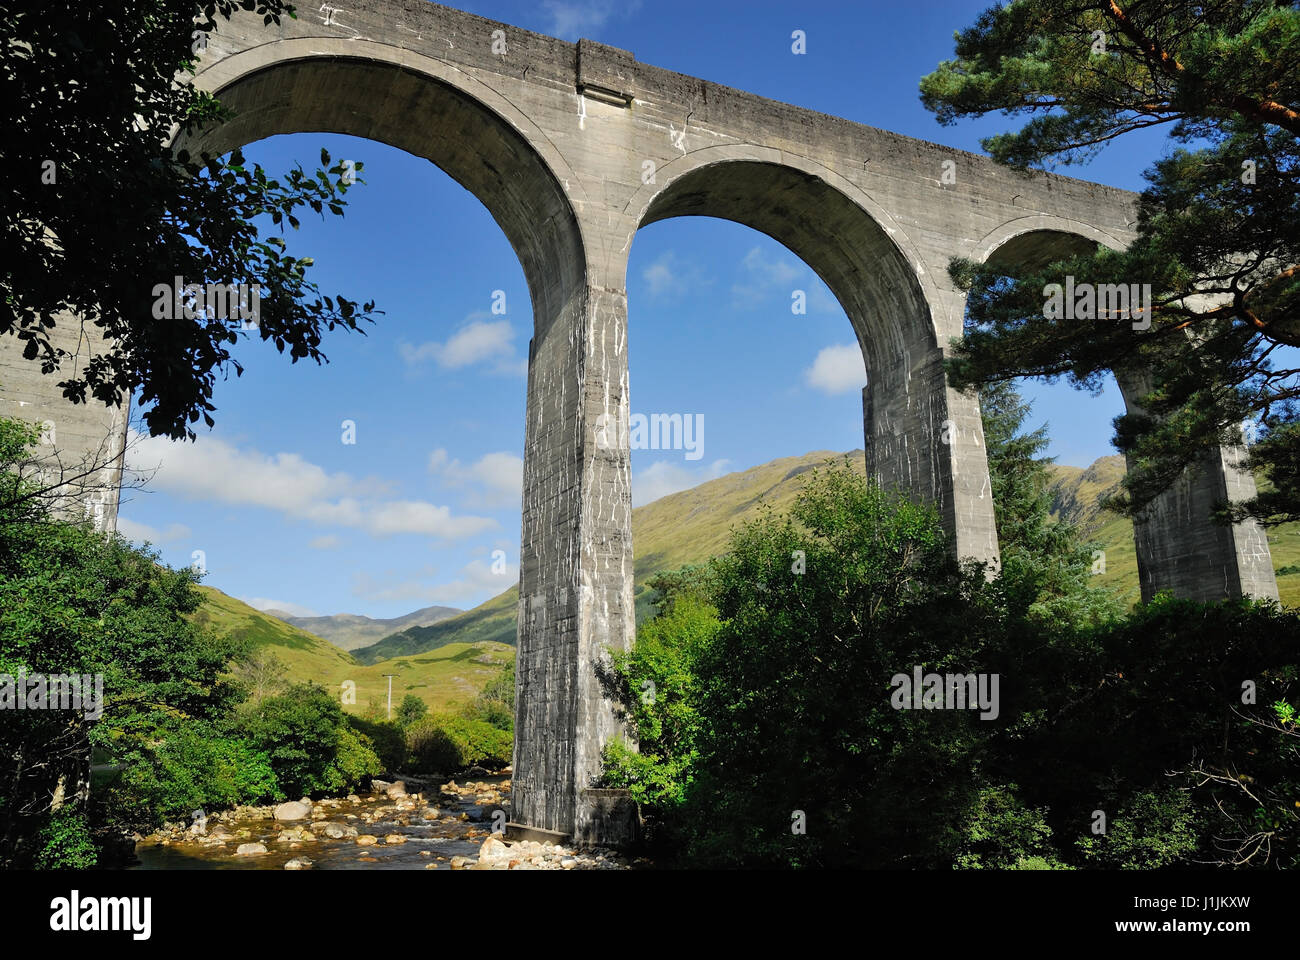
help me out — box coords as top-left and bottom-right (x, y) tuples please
(191, 585), (512, 714)
(1046, 458), (1300, 608)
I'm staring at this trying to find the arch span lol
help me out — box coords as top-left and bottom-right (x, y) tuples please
(185, 41), (587, 337)
(621, 150), (1000, 564)
(977, 223), (1278, 602)
(185, 37), (623, 838)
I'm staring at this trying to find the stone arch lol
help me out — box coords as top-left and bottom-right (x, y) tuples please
(975, 219), (1278, 602)
(181, 34), (613, 837)
(619, 146), (1000, 563)
(622, 146), (942, 362)
(183, 37), (587, 342)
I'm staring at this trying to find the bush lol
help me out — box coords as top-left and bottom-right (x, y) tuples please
(240, 683), (382, 797)
(405, 719), (462, 774)
(396, 694), (427, 728)
(405, 715), (513, 773)
(439, 715), (513, 769)
(32, 808), (97, 870)
(461, 661), (515, 731)
(115, 722), (279, 825)
(347, 715), (407, 773)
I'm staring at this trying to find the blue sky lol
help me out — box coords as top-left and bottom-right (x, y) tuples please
(118, 0), (1173, 620)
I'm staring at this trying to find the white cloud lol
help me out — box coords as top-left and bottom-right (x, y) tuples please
(309, 535), (341, 550)
(399, 314), (525, 375)
(244, 597), (319, 618)
(804, 343), (866, 395)
(115, 516), (191, 545)
(641, 250), (709, 301)
(350, 557), (519, 608)
(732, 246), (804, 308)
(126, 433), (496, 541)
(632, 459), (732, 507)
(542, 0), (640, 38)
(430, 449), (524, 509)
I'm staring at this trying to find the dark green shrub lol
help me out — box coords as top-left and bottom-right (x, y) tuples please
(347, 715), (407, 773)
(406, 719), (462, 773)
(240, 683), (381, 796)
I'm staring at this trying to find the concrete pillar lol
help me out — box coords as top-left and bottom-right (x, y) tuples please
(863, 344), (1000, 569)
(1115, 365), (1278, 602)
(0, 316), (128, 531)
(512, 273), (635, 838)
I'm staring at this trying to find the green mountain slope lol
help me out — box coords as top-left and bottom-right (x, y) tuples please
(191, 585), (512, 714)
(1046, 458), (1300, 608)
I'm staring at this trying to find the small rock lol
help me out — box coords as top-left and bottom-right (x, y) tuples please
(284, 858), (313, 870)
(383, 833), (407, 845)
(355, 835), (378, 846)
(385, 781), (408, 798)
(236, 843), (268, 856)
(449, 856), (472, 870)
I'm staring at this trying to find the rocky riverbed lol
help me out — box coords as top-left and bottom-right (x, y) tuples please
(131, 774), (642, 871)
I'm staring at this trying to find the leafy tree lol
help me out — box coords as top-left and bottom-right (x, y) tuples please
(396, 693), (427, 728)
(239, 683), (381, 797)
(1046, 595), (1300, 869)
(111, 719), (279, 824)
(921, 1), (1300, 524)
(0, 426), (242, 866)
(601, 580), (715, 815)
(2, 0), (378, 440)
(602, 460), (1299, 869)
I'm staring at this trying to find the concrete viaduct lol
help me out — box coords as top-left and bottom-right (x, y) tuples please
(0, 0), (1278, 844)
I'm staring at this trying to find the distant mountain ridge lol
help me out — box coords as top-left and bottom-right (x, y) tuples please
(265, 604), (462, 652)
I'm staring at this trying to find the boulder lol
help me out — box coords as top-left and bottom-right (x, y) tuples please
(235, 843), (268, 856)
(317, 823), (346, 839)
(385, 781), (408, 798)
(273, 800), (312, 822)
(478, 836), (510, 863)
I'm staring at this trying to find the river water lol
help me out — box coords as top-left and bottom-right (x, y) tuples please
(130, 776), (507, 871)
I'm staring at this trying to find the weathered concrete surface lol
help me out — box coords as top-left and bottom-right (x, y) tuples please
(0, 0), (1278, 841)
(0, 317), (126, 531)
